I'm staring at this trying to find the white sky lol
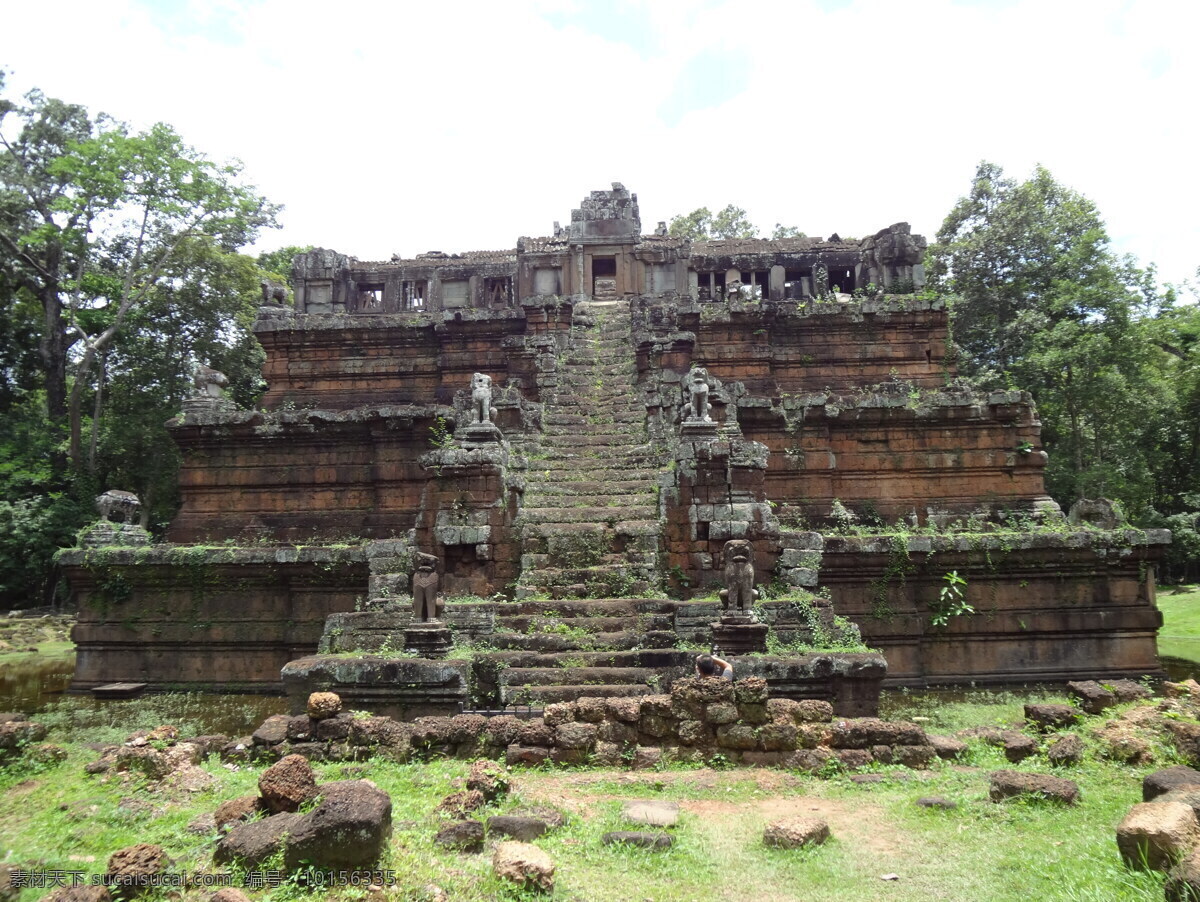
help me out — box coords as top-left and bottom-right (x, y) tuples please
(2, 0), (1197, 285)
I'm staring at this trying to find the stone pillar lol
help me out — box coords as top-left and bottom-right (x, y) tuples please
(769, 265), (786, 301)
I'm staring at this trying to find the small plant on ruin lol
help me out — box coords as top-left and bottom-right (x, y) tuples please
(930, 570), (973, 628)
(429, 415), (455, 449)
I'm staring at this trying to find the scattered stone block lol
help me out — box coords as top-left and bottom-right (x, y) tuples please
(794, 700), (835, 723)
(258, 754), (318, 813)
(187, 812), (217, 835)
(307, 691), (342, 720)
(1167, 722), (1200, 766)
(215, 813), (304, 866)
(209, 890), (253, 902)
(1166, 846), (1200, 901)
(916, 797), (957, 810)
(283, 780), (392, 869)
(252, 715), (290, 746)
(705, 703), (738, 725)
(763, 817), (830, 849)
(41, 887), (111, 902)
(929, 735), (968, 760)
(893, 744), (937, 769)
(1144, 766), (1200, 802)
(488, 815), (549, 841)
(435, 819), (484, 853)
(466, 759), (509, 802)
(115, 746), (173, 780)
(437, 789), (485, 818)
(493, 841), (555, 891)
(1110, 680), (1153, 703)
(602, 831), (673, 849)
(988, 770), (1079, 805)
(1116, 802), (1200, 870)
(830, 719), (927, 749)
(622, 800), (679, 828)
(1067, 680), (1115, 713)
(215, 795), (262, 832)
(106, 843), (169, 895)
(1001, 732), (1038, 763)
(1024, 704), (1080, 732)
(1046, 734), (1085, 766)
(1158, 790), (1200, 820)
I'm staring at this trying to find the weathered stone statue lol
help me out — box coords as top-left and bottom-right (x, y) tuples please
(411, 552), (444, 622)
(261, 278), (288, 305)
(193, 363), (229, 399)
(471, 372), (497, 425)
(96, 489), (141, 523)
(719, 539), (759, 614)
(683, 366), (712, 422)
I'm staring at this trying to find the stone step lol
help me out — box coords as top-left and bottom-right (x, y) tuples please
(538, 434), (645, 448)
(512, 566), (658, 592)
(519, 520), (662, 539)
(501, 599), (677, 616)
(502, 666), (655, 687)
(486, 630), (679, 652)
(518, 493), (657, 510)
(542, 424), (643, 437)
(497, 614), (673, 634)
(533, 480), (658, 495)
(502, 684), (655, 704)
(519, 551), (655, 570)
(516, 505), (659, 524)
(525, 467), (662, 482)
(532, 457), (661, 472)
(542, 411), (645, 427)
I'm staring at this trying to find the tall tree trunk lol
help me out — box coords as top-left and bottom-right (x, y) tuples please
(88, 350), (106, 475)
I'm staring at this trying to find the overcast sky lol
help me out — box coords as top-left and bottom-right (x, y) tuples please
(3, 0), (1197, 285)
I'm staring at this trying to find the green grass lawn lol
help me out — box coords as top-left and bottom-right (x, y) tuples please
(0, 692), (1179, 902)
(1156, 584), (1200, 664)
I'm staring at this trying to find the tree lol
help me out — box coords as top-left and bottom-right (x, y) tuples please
(669, 204), (758, 240)
(929, 161), (1167, 514)
(0, 79), (279, 472)
(771, 223), (806, 239)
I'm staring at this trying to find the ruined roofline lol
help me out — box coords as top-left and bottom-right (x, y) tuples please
(352, 233), (862, 267)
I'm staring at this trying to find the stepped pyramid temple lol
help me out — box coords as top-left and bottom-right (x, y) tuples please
(60, 184), (1170, 716)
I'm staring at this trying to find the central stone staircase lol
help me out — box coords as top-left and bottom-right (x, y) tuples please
(513, 301), (666, 600)
(488, 301), (684, 704)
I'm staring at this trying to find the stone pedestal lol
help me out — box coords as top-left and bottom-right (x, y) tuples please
(404, 621), (453, 658)
(712, 616), (769, 654)
(79, 521), (151, 548)
(459, 422), (503, 446)
(181, 396), (238, 416)
(680, 420), (719, 441)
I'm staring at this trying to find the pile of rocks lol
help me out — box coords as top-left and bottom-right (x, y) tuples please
(213, 753), (391, 871)
(243, 681), (943, 772)
(0, 712), (59, 765)
(1115, 765), (1200, 898)
(83, 724), (222, 792)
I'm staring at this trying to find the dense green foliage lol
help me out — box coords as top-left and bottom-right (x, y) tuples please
(0, 75), (288, 605)
(929, 162), (1200, 580)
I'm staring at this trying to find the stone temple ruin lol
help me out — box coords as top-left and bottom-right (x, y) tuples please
(58, 183), (1170, 717)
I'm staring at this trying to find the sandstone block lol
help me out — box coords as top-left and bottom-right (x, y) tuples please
(258, 754), (318, 813)
(1047, 733), (1085, 766)
(1117, 802), (1200, 870)
(493, 841), (554, 892)
(307, 691), (342, 720)
(1145, 766), (1200, 802)
(988, 770), (1079, 805)
(763, 817), (830, 849)
(1023, 704), (1080, 732)
(434, 819), (484, 853)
